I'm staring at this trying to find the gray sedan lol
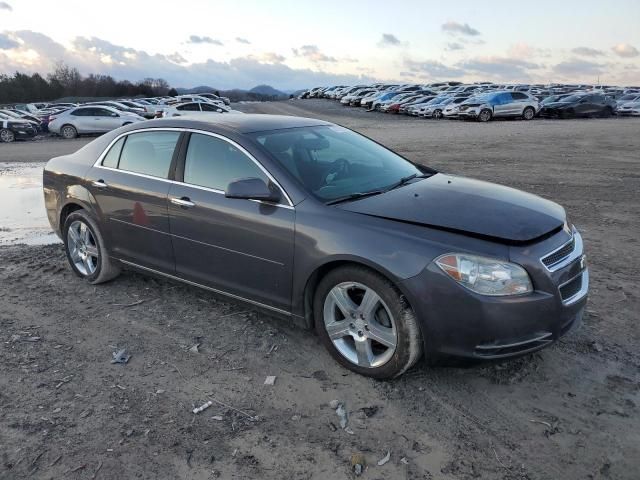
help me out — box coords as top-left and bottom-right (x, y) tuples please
(43, 115), (588, 378)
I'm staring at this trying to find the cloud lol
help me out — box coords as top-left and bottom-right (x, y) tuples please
(0, 1), (11, 11)
(236, 37), (251, 45)
(378, 33), (402, 47)
(292, 44), (336, 62)
(571, 46), (605, 57)
(552, 58), (606, 77)
(188, 35), (223, 46)
(508, 43), (550, 59)
(457, 56), (541, 80)
(247, 52), (285, 63)
(404, 59), (465, 78)
(0, 32), (19, 49)
(446, 42), (464, 51)
(611, 43), (639, 58)
(0, 31), (372, 90)
(442, 21), (480, 36)
(166, 52), (187, 64)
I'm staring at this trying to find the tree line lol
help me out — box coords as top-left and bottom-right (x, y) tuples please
(0, 63), (173, 104)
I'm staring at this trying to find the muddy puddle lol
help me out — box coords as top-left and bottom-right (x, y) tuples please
(0, 163), (60, 245)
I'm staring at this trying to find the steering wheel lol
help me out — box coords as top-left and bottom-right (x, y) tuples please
(323, 158), (351, 185)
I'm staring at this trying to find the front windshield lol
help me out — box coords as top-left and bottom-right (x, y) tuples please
(252, 125), (426, 203)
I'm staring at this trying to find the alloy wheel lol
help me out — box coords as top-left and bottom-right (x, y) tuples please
(61, 126), (77, 139)
(523, 108), (535, 120)
(67, 220), (99, 276)
(0, 129), (15, 143)
(323, 282), (397, 368)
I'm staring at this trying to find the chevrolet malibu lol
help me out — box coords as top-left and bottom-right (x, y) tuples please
(43, 115), (588, 378)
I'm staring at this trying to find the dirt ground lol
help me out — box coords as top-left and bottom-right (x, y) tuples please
(1, 101), (639, 480)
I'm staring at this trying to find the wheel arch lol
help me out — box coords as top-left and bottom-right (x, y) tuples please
(300, 257), (416, 330)
(59, 185), (100, 230)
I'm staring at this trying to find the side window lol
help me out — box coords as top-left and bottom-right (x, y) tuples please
(102, 137), (125, 168)
(118, 131), (181, 178)
(511, 92), (527, 100)
(94, 108), (114, 117)
(184, 133), (269, 191)
(178, 103), (200, 111)
(71, 108), (90, 116)
(201, 104), (220, 112)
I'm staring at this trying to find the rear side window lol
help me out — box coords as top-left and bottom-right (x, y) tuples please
(118, 131), (181, 178)
(183, 133), (268, 191)
(102, 137), (125, 168)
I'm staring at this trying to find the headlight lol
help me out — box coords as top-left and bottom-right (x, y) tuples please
(435, 254), (533, 296)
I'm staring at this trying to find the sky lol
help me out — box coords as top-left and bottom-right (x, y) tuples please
(1, 0), (639, 90)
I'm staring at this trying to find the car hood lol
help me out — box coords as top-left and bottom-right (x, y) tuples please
(337, 173), (566, 244)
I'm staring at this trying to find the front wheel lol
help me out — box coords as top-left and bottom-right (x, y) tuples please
(60, 124), (78, 139)
(478, 109), (493, 122)
(314, 266), (423, 378)
(522, 107), (535, 120)
(63, 210), (120, 284)
(0, 128), (15, 143)
(432, 109), (443, 119)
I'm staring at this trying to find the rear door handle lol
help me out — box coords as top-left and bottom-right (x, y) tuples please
(170, 197), (195, 208)
(92, 180), (108, 188)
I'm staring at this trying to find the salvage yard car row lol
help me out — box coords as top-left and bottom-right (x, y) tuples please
(0, 92), (236, 142)
(300, 82), (640, 122)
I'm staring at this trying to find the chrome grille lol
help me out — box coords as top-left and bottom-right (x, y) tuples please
(542, 237), (575, 268)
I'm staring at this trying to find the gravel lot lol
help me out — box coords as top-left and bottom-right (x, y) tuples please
(1, 101), (639, 480)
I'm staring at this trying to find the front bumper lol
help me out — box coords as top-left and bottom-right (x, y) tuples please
(400, 228), (588, 360)
(13, 127), (37, 139)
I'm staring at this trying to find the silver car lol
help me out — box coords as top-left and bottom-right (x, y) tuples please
(48, 106), (145, 139)
(457, 91), (540, 122)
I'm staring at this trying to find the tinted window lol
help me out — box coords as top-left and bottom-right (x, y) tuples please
(511, 92), (528, 100)
(184, 133), (268, 191)
(201, 103), (222, 112)
(71, 108), (92, 116)
(102, 137), (125, 168)
(94, 108), (115, 116)
(177, 103), (200, 111)
(118, 131), (180, 178)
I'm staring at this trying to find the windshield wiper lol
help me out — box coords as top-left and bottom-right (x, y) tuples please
(325, 189), (386, 206)
(384, 173), (429, 192)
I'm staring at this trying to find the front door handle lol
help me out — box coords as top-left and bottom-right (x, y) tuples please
(170, 197), (195, 208)
(92, 179), (108, 188)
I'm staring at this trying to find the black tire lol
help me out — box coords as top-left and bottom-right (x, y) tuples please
(478, 109), (492, 122)
(522, 107), (535, 120)
(432, 109), (443, 119)
(63, 210), (120, 284)
(314, 265), (423, 379)
(60, 124), (78, 139)
(0, 128), (15, 143)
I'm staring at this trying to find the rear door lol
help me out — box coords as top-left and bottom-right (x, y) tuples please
(167, 132), (295, 312)
(510, 92), (529, 115)
(86, 129), (183, 273)
(92, 107), (122, 132)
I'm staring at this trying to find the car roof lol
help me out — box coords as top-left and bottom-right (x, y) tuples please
(142, 114), (331, 134)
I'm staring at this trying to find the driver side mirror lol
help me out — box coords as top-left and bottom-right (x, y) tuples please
(225, 177), (281, 203)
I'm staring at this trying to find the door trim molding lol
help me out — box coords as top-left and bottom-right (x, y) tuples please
(117, 258), (292, 316)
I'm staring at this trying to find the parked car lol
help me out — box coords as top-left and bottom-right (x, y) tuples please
(0, 112), (38, 142)
(0, 109), (43, 132)
(197, 92), (232, 106)
(48, 105), (145, 139)
(617, 100), (640, 116)
(161, 102), (241, 117)
(457, 92), (541, 122)
(43, 114), (588, 378)
(539, 93), (617, 118)
(615, 93), (640, 108)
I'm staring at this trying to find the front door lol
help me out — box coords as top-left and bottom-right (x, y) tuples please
(167, 132), (295, 312)
(86, 130), (182, 273)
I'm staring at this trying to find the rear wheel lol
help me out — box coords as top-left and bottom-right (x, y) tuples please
(63, 210), (120, 284)
(0, 128), (15, 143)
(314, 266), (423, 378)
(522, 107), (535, 120)
(60, 124), (78, 139)
(478, 109), (492, 122)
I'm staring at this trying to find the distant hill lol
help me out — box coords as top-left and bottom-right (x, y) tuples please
(176, 84), (289, 101)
